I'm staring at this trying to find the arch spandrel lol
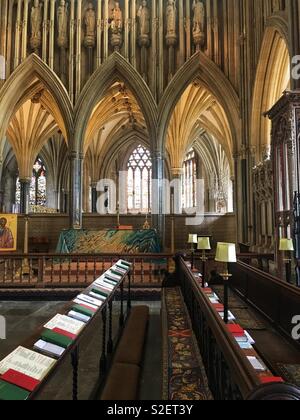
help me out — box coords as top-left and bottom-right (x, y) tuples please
(74, 52), (158, 154)
(157, 52), (241, 156)
(0, 54), (73, 143)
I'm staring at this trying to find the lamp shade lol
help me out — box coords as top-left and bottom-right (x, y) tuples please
(279, 239), (294, 252)
(197, 237), (211, 250)
(188, 234), (198, 244)
(215, 243), (237, 263)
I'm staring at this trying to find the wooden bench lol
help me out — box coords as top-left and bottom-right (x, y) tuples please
(100, 305), (149, 401)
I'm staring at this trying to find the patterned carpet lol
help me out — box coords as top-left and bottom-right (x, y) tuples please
(162, 287), (213, 400)
(276, 364), (300, 387)
(212, 286), (266, 330)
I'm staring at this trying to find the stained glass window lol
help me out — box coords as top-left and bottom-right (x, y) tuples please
(127, 145), (152, 213)
(16, 157), (47, 207)
(182, 148), (197, 209)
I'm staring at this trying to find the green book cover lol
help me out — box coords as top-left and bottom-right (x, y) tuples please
(116, 264), (128, 271)
(110, 269), (123, 277)
(72, 304), (95, 318)
(41, 329), (73, 349)
(104, 275), (118, 284)
(0, 379), (30, 401)
(119, 261), (131, 267)
(91, 288), (109, 298)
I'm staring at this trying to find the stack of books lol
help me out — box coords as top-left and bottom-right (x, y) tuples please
(0, 346), (56, 400)
(0, 260), (133, 400)
(213, 303), (236, 321)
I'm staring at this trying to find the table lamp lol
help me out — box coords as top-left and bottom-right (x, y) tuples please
(198, 237), (211, 288)
(215, 242), (237, 324)
(279, 238), (294, 284)
(188, 234), (198, 269)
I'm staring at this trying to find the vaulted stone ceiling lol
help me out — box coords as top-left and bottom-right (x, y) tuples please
(166, 81), (233, 175)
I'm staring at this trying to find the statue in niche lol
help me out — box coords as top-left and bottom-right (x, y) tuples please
(84, 2), (96, 48)
(166, 0), (177, 39)
(110, 1), (123, 34)
(193, 0), (205, 34)
(137, 0), (150, 38)
(57, 0), (68, 48)
(30, 0), (42, 51)
(192, 0), (205, 47)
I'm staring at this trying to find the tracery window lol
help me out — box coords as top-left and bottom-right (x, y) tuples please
(127, 145), (152, 213)
(182, 148), (197, 209)
(16, 157), (47, 207)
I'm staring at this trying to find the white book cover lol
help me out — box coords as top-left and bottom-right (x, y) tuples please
(68, 311), (91, 324)
(0, 346), (56, 381)
(96, 280), (114, 290)
(113, 266), (127, 275)
(100, 279), (115, 288)
(105, 273), (120, 282)
(238, 341), (253, 350)
(73, 298), (99, 310)
(89, 291), (107, 301)
(118, 259), (132, 267)
(44, 314), (85, 336)
(34, 340), (65, 358)
(75, 294), (103, 307)
(244, 331), (255, 345)
(247, 356), (266, 371)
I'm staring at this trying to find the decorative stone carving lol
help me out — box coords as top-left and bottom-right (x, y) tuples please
(166, 0), (177, 46)
(57, 0), (68, 49)
(30, 0), (42, 52)
(84, 2), (96, 48)
(137, 0), (150, 47)
(110, 1), (123, 51)
(192, 0), (205, 48)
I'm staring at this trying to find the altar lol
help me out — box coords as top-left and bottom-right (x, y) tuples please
(56, 228), (161, 254)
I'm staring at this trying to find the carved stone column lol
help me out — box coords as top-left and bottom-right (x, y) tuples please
(91, 182), (98, 214)
(69, 151), (83, 229)
(152, 150), (165, 249)
(19, 178), (31, 215)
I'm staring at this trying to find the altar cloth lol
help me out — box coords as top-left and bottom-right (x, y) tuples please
(56, 229), (161, 254)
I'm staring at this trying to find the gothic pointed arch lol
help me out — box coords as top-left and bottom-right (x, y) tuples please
(251, 26), (290, 162)
(74, 52), (158, 153)
(158, 52), (240, 154)
(0, 54), (73, 143)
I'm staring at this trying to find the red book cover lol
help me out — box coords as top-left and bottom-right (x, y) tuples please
(203, 288), (213, 294)
(52, 328), (77, 340)
(213, 304), (224, 312)
(227, 324), (244, 335)
(260, 377), (284, 384)
(77, 302), (97, 313)
(1, 369), (40, 392)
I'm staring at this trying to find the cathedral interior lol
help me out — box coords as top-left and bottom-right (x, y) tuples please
(0, 0), (300, 402)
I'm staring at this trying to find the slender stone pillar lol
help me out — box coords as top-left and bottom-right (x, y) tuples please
(69, 152), (83, 229)
(152, 151), (165, 249)
(91, 182), (97, 213)
(19, 178), (31, 215)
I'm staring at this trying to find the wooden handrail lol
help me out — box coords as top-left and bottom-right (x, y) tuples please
(178, 256), (263, 400)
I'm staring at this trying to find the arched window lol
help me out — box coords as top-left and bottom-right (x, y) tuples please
(16, 157), (47, 208)
(182, 148), (197, 209)
(127, 145), (152, 213)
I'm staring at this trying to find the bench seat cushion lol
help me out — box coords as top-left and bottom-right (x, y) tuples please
(101, 363), (140, 400)
(114, 306), (149, 366)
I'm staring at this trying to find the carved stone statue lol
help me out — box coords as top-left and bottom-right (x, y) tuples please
(193, 0), (205, 34)
(110, 1), (123, 34)
(84, 2), (96, 48)
(166, 0), (177, 39)
(30, 0), (42, 51)
(137, 0), (150, 38)
(57, 0), (68, 48)
(192, 0), (205, 47)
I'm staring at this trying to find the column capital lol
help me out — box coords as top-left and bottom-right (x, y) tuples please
(69, 151), (84, 161)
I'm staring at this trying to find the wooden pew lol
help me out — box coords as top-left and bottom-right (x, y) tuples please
(100, 305), (149, 400)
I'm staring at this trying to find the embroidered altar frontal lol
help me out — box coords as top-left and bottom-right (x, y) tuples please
(56, 229), (161, 254)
